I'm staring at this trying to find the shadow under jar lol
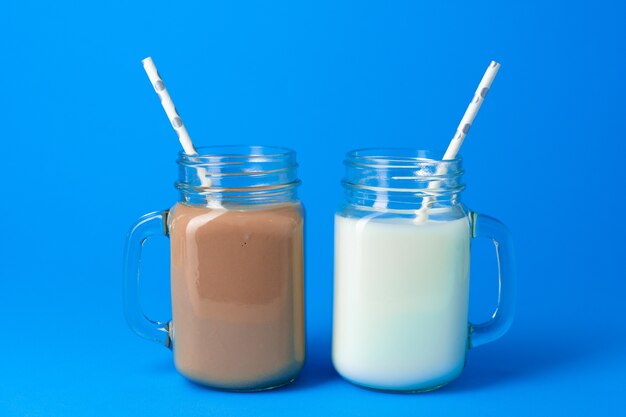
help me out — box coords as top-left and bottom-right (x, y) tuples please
(332, 148), (516, 392)
(124, 145), (305, 391)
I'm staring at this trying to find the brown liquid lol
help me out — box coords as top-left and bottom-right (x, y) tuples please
(168, 202), (305, 390)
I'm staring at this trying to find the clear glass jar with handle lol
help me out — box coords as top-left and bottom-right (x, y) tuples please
(123, 146), (305, 391)
(333, 148), (516, 392)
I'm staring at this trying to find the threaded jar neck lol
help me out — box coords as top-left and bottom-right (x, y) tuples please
(342, 148), (465, 211)
(176, 145), (300, 207)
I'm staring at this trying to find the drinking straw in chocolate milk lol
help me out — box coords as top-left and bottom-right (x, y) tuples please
(414, 60), (500, 224)
(142, 57), (212, 189)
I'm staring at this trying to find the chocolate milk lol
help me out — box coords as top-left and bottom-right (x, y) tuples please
(168, 202), (305, 390)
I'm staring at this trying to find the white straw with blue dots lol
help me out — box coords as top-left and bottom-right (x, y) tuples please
(415, 61), (500, 224)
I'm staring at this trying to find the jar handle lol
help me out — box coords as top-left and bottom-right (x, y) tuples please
(468, 211), (517, 348)
(123, 210), (172, 349)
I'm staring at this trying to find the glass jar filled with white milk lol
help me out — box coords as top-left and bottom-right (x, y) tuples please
(333, 148), (516, 392)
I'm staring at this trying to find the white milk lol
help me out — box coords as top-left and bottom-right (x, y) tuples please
(333, 213), (471, 391)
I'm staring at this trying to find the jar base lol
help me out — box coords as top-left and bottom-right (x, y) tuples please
(342, 376), (454, 393)
(177, 360), (304, 392)
(335, 361), (465, 393)
(184, 376), (298, 392)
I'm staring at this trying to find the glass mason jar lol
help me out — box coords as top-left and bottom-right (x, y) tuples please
(333, 148), (516, 392)
(123, 145), (305, 391)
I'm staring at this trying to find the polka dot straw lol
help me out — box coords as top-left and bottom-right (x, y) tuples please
(142, 57), (197, 156)
(442, 61), (501, 160)
(142, 57), (212, 189)
(415, 61), (501, 224)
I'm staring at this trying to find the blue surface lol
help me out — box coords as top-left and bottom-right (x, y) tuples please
(2, 0), (626, 415)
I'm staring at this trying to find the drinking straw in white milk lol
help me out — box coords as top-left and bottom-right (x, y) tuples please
(414, 61), (500, 224)
(141, 57), (211, 188)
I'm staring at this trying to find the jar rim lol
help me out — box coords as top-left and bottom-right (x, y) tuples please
(346, 148), (462, 167)
(178, 145), (295, 161)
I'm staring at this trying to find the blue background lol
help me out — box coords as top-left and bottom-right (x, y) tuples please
(2, 0), (625, 415)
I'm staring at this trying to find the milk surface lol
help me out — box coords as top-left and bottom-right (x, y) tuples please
(333, 214), (470, 391)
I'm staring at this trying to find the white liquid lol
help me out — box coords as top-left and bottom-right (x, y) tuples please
(333, 214), (470, 391)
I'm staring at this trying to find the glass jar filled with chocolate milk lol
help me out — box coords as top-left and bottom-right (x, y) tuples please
(123, 145), (305, 391)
